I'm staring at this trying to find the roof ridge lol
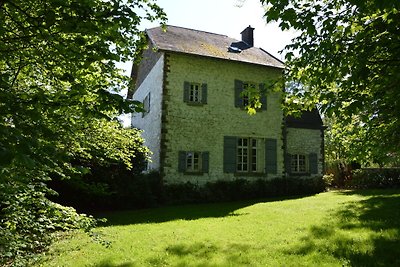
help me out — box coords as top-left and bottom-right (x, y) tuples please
(147, 24), (229, 38)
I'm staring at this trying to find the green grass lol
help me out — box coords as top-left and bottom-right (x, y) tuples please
(38, 189), (400, 266)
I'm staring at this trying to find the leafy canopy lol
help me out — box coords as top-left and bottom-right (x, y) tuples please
(261, 0), (400, 164)
(0, 0), (166, 265)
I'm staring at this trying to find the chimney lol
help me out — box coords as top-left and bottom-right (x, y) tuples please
(240, 25), (254, 47)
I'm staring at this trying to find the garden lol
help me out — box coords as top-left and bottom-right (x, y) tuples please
(37, 189), (400, 266)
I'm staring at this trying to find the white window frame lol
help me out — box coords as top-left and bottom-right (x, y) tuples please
(237, 138), (258, 173)
(291, 154), (307, 173)
(186, 151), (202, 172)
(189, 83), (201, 103)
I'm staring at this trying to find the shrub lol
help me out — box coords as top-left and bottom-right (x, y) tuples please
(50, 165), (327, 213)
(0, 183), (96, 267)
(322, 173), (335, 187)
(49, 170), (164, 212)
(346, 168), (400, 189)
(163, 182), (202, 204)
(163, 176), (326, 204)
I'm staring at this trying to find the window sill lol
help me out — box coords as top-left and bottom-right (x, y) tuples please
(289, 172), (310, 176)
(186, 102), (205, 106)
(234, 172), (266, 177)
(237, 107), (265, 112)
(183, 171), (205, 176)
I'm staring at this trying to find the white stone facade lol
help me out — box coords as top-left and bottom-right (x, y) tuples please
(131, 55), (164, 170)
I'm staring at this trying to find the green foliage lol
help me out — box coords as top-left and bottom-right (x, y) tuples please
(347, 168), (400, 189)
(261, 0), (400, 164)
(51, 171), (326, 212)
(322, 173), (335, 188)
(0, 183), (97, 266)
(243, 79), (283, 115)
(0, 0), (166, 265)
(164, 177), (326, 204)
(51, 168), (162, 212)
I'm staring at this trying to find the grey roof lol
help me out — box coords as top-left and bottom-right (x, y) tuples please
(285, 109), (324, 130)
(146, 25), (285, 69)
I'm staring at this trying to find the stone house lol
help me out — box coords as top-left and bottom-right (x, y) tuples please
(129, 25), (324, 184)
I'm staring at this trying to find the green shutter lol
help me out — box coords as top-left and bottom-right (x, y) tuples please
(201, 83), (207, 104)
(202, 152), (209, 173)
(223, 136), (237, 173)
(285, 153), (292, 175)
(265, 138), (277, 174)
(259, 83), (267, 110)
(178, 151), (186, 172)
(234, 79), (243, 107)
(183, 81), (190, 102)
(309, 153), (318, 174)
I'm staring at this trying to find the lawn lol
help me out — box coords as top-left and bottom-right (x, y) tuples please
(38, 189), (400, 266)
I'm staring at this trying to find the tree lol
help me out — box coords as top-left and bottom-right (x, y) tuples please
(261, 0), (400, 164)
(0, 0), (166, 264)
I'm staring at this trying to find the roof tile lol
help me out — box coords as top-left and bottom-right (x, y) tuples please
(146, 25), (285, 69)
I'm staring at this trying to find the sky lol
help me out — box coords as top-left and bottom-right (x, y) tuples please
(120, 0), (297, 125)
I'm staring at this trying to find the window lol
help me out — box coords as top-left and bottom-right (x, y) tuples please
(142, 93), (150, 117)
(242, 82), (256, 107)
(237, 138), (258, 173)
(189, 83), (201, 103)
(291, 154), (307, 173)
(234, 79), (267, 110)
(285, 153), (318, 175)
(224, 136), (277, 174)
(186, 151), (201, 172)
(184, 82), (207, 104)
(178, 151), (209, 173)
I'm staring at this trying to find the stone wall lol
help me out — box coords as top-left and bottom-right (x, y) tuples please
(162, 53), (284, 184)
(286, 127), (323, 177)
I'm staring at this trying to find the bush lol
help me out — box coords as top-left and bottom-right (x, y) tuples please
(163, 176), (326, 204)
(49, 170), (164, 212)
(163, 182), (202, 204)
(322, 173), (335, 187)
(52, 165), (327, 212)
(0, 183), (96, 267)
(346, 168), (400, 189)
(48, 133), (156, 212)
(325, 160), (361, 187)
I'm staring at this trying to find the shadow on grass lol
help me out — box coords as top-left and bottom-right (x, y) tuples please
(147, 242), (252, 266)
(338, 188), (400, 197)
(286, 189), (400, 267)
(99, 194), (312, 226)
(94, 261), (134, 267)
(92, 242), (251, 267)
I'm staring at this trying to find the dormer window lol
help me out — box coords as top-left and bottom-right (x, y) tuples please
(228, 46), (242, 53)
